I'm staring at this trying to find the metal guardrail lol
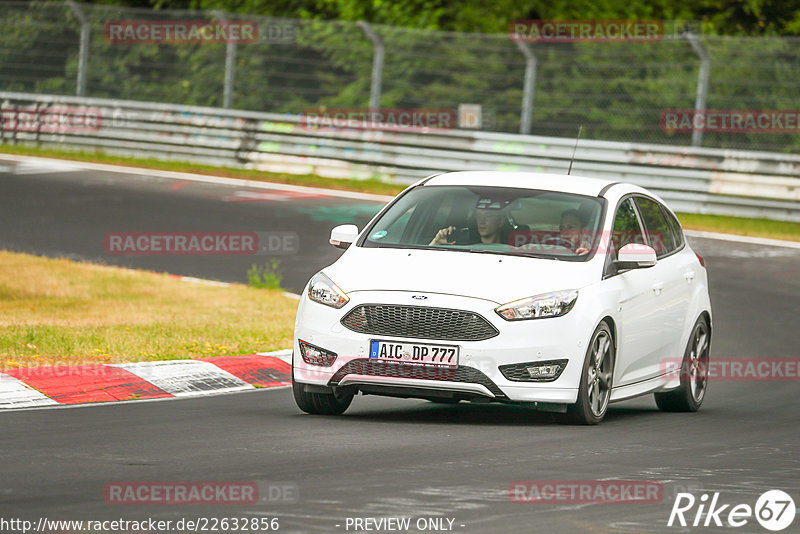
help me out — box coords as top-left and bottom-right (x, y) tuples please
(2, 91), (799, 222)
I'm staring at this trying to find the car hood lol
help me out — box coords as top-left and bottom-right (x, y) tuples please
(324, 246), (600, 305)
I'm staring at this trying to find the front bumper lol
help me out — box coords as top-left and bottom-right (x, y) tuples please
(294, 290), (588, 404)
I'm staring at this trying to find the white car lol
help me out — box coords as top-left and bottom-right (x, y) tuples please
(292, 171), (712, 424)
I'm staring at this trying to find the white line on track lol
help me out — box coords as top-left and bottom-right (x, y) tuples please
(0, 154), (396, 202)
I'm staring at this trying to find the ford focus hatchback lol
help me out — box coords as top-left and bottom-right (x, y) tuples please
(292, 171), (712, 424)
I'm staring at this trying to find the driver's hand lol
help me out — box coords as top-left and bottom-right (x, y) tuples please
(576, 247), (589, 255)
(430, 226), (456, 245)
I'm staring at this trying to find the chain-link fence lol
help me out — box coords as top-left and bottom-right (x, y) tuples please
(2, 1), (800, 152)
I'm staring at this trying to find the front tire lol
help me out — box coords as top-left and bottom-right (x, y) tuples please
(567, 322), (615, 425)
(292, 371), (353, 415)
(654, 317), (710, 412)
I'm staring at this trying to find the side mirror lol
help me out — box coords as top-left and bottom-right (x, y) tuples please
(330, 224), (359, 249)
(614, 243), (657, 270)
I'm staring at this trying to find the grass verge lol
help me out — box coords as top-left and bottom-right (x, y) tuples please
(676, 212), (800, 242)
(0, 250), (296, 370)
(2, 144), (799, 241)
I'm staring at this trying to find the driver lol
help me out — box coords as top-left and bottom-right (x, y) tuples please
(430, 208), (505, 245)
(559, 209), (591, 255)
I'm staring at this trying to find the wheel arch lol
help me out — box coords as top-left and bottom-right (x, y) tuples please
(600, 315), (617, 347)
(698, 310), (712, 350)
(600, 315), (619, 376)
(698, 310), (711, 332)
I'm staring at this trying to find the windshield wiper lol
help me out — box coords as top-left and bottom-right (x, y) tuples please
(372, 242), (566, 260)
(467, 248), (563, 260)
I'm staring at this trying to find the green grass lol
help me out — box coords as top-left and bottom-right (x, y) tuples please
(2, 143), (799, 241)
(676, 212), (800, 242)
(0, 251), (297, 370)
(247, 259), (284, 290)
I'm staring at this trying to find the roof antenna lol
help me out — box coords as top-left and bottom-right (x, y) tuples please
(567, 125), (583, 175)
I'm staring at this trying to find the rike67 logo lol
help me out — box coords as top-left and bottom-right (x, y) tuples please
(668, 490), (795, 531)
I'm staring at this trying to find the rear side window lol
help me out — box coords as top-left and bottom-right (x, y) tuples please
(661, 205), (685, 250)
(634, 196), (677, 257)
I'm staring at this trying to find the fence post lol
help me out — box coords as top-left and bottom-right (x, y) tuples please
(515, 41), (537, 135)
(685, 31), (710, 147)
(215, 10), (237, 109)
(357, 21), (384, 110)
(66, 1), (89, 97)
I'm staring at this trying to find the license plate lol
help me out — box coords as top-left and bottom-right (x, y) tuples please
(369, 340), (459, 367)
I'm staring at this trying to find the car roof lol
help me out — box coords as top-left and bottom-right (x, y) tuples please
(423, 171), (620, 197)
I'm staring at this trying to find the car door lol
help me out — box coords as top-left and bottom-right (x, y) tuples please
(605, 197), (664, 386)
(634, 197), (694, 365)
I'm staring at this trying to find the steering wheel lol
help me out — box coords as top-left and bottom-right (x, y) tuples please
(541, 235), (576, 249)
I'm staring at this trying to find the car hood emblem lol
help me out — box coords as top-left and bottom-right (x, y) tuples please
(411, 295), (428, 300)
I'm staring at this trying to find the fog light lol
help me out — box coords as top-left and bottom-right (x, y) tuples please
(526, 363), (562, 379)
(499, 359), (568, 382)
(298, 340), (337, 367)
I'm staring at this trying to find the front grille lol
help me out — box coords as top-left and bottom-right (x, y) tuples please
(341, 304), (499, 341)
(329, 359), (506, 398)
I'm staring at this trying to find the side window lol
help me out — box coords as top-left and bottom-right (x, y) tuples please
(634, 196), (676, 257)
(611, 198), (646, 252)
(661, 205), (685, 250)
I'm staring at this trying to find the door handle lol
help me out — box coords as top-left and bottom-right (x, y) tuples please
(652, 282), (664, 296)
(684, 271), (695, 283)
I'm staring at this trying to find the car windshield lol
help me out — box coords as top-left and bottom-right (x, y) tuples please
(362, 185), (604, 260)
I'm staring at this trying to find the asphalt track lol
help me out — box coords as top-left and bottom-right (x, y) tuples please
(1, 157), (799, 533)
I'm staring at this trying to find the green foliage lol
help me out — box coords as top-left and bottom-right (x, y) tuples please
(247, 259), (284, 290)
(165, 0), (800, 37)
(3, 1), (800, 151)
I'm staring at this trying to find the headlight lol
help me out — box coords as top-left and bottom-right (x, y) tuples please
(308, 272), (349, 308)
(495, 290), (578, 320)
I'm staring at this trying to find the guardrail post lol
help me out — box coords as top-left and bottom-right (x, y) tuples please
(215, 10), (237, 109)
(514, 41), (537, 135)
(67, 1), (90, 97)
(685, 31), (710, 147)
(358, 21), (384, 110)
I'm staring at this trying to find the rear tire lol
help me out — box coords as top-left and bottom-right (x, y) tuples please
(292, 371), (353, 415)
(566, 322), (615, 425)
(654, 317), (710, 412)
